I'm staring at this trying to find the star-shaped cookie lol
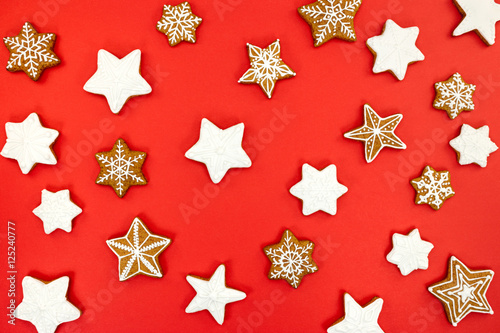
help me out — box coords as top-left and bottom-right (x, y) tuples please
(186, 264), (246, 325)
(387, 229), (434, 276)
(434, 73), (476, 120)
(428, 256), (494, 326)
(327, 293), (385, 333)
(156, 2), (202, 46)
(453, 0), (500, 45)
(411, 166), (455, 210)
(185, 118), (251, 184)
(83, 49), (152, 114)
(366, 19), (424, 80)
(1, 113), (59, 174)
(3, 22), (60, 81)
(32, 189), (82, 234)
(344, 104), (406, 163)
(289, 163), (348, 216)
(298, 0), (362, 47)
(107, 217), (171, 281)
(15, 276), (81, 333)
(238, 39), (296, 98)
(449, 124), (498, 167)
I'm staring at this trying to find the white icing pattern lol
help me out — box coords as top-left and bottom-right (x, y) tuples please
(449, 124), (498, 167)
(434, 73), (476, 119)
(411, 166), (455, 210)
(386, 229), (434, 276)
(453, 0), (500, 45)
(32, 189), (82, 234)
(156, 2), (202, 46)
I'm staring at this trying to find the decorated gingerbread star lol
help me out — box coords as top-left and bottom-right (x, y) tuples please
(411, 166), (455, 210)
(32, 189), (82, 234)
(453, 0), (500, 45)
(434, 73), (476, 119)
(344, 104), (406, 163)
(156, 2), (202, 46)
(449, 124), (498, 167)
(328, 293), (385, 333)
(387, 229), (434, 276)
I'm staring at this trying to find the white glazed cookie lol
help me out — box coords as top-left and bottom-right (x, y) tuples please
(449, 124), (498, 167)
(32, 189), (82, 234)
(387, 229), (434, 276)
(453, 0), (500, 45)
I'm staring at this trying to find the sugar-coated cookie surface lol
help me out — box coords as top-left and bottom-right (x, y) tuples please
(156, 2), (202, 46)
(411, 166), (455, 210)
(32, 189), (82, 234)
(449, 124), (498, 167)
(386, 229), (434, 276)
(433, 73), (476, 119)
(453, 0), (500, 46)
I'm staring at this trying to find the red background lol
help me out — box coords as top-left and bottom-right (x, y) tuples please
(1, 0), (500, 332)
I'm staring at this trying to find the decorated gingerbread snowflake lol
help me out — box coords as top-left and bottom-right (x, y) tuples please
(434, 73), (476, 119)
(411, 166), (455, 210)
(156, 2), (202, 46)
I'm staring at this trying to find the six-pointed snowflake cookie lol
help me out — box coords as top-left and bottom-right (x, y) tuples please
(428, 256), (494, 326)
(344, 104), (406, 163)
(264, 229), (318, 288)
(434, 73), (476, 119)
(366, 19), (424, 80)
(185, 264), (246, 325)
(450, 124), (498, 167)
(290, 163), (348, 215)
(411, 166), (455, 210)
(107, 217), (171, 281)
(238, 39), (296, 98)
(386, 229), (434, 276)
(32, 189), (82, 234)
(15, 276), (81, 333)
(298, 0), (362, 47)
(327, 293), (385, 333)
(95, 138), (147, 198)
(453, 0), (500, 46)
(1, 113), (59, 174)
(156, 2), (202, 46)
(83, 49), (152, 114)
(3, 22), (60, 81)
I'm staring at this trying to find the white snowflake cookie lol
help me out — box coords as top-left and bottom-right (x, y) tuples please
(33, 189), (82, 234)
(387, 229), (434, 276)
(453, 0), (500, 46)
(156, 2), (202, 46)
(328, 293), (385, 333)
(449, 124), (498, 167)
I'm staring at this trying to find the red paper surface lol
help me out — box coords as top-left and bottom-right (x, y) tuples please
(1, 0), (500, 332)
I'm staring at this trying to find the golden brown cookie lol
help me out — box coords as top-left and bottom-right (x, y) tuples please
(156, 2), (202, 46)
(410, 165), (455, 210)
(433, 73), (476, 119)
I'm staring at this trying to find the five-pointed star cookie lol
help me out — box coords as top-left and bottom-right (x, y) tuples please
(366, 19), (424, 80)
(428, 256), (494, 326)
(1, 113), (59, 174)
(185, 118), (251, 184)
(15, 276), (81, 333)
(327, 293), (385, 333)
(32, 189), (82, 234)
(264, 230), (318, 288)
(298, 0), (362, 47)
(344, 104), (406, 163)
(453, 0), (500, 45)
(450, 124), (498, 167)
(238, 39), (296, 98)
(434, 73), (476, 119)
(289, 163), (348, 216)
(386, 229), (434, 276)
(83, 49), (152, 114)
(3, 22), (60, 81)
(156, 2), (202, 46)
(107, 217), (171, 281)
(185, 264), (246, 325)
(411, 166), (455, 210)
(95, 138), (147, 198)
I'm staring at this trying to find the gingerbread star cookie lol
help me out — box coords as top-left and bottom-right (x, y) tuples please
(428, 256), (494, 326)
(387, 229), (434, 276)
(434, 73), (476, 119)
(95, 138), (147, 198)
(411, 166), (455, 210)
(238, 39), (296, 98)
(344, 104), (406, 163)
(298, 0), (362, 47)
(453, 0), (500, 45)
(3, 22), (60, 81)
(450, 124), (498, 167)
(32, 189), (82, 234)
(156, 2), (202, 46)
(264, 230), (318, 288)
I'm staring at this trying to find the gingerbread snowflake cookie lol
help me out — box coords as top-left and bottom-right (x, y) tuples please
(387, 229), (434, 276)
(411, 166), (455, 210)
(434, 73), (476, 119)
(450, 124), (498, 167)
(328, 293), (385, 333)
(156, 2), (202, 46)
(32, 189), (82, 234)
(453, 0), (500, 46)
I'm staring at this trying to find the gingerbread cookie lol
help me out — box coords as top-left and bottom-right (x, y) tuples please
(449, 124), (498, 167)
(386, 229), (434, 276)
(433, 73), (475, 119)
(411, 166), (455, 210)
(453, 0), (500, 46)
(156, 2), (202, 46)
(32, 189), (82, 234)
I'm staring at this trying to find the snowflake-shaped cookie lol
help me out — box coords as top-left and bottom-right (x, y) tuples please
(328, 293), (385, 333)
(32, 189), (82, 234)
(107, 217), (171, 281)
(238, 39), (296, 98)
(453, 0), (500, 46)
(95, 138), (147, 198)
(450, 124), (498, 167)
(156, 2), (202, 46)
(298, 0), (362, 46)
(3, 22), (60, 81)
(411, 166), (455, 210)
(264, 230), (318, 288)
(387, 229), (434, 276)
(434, 73), (476, 119)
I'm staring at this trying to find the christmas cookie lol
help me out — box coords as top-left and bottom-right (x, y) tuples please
(238, 39), (296, 98)
(95, 138), (147, 198)
(3, 22), (60, 81)
(411, 166), (455, 210)
(433, 73), (476, 119)
(1, 113), (59, 174)
(453, 0), (500, 46)
(449, 124), (498, 167)
(386, 229), (434, 276)
(107, 217), (171, 281)
(428, 256), (494, 326)
(156, 2), (202, 46)
(32, 189), (82, 234)
(298, 0), (362, 47)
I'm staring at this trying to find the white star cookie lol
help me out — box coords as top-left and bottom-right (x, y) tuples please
(32, 189), (82, 234)
(290, 163), (348, 215)
(83, 49), (152, 114)
(1, 113), (59, 174)
(387, 229), (434, 276)
(328, 293), (385, 333)
(186, 264), (246, 325)
(15, 276), (81, 333)
(449, 124), (498, 167)
(453, 0), (500, 45)
(366, 19), (424, 80)
(185, 118), (252, 184)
